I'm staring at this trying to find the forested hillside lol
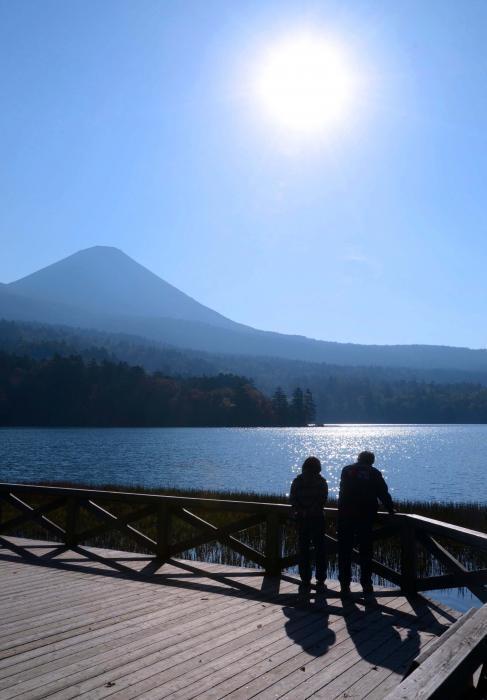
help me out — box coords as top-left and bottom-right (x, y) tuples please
(0, 353), (277, 427)
(3, 320), (487, 385)
(3, 321), (487, 423)
(0, 320), (214, 374)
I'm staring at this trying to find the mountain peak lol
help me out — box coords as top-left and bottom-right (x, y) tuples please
(75, 245), (126, 257)
(7, 247), (236, 329)
(62, 245), (133, 264)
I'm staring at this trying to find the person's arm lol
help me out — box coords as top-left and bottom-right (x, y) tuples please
(375, 471), (395, 514)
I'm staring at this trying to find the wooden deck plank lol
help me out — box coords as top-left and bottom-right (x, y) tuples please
(0, 577), (274, 673)
(189, 599), (455, 700)
(100, 599), (360, 700)
(274, 602), (458, 698)
(201, 598), (412, 700)
(0, 590), (169, 650)
(274, 601), (454, 700)
(384, 604), (487, 700)
(0, 581), (165, 626)
(10, 581), (300, 700)
(0, 568), (316, 700)
(0, 578), (298, 692)
(0, 568), (184, 616)
(0, 572), (300, 697)
(0, 581), (234, 664)
(342, 630), (448, 700)
(100, 594), (408, 700)
(0, 572), (242, 667)
(0, 537), (462, 700)
(0, 588), (237, 683)
(0, 595), (178, 661)
(309, 626), (435, 698)
(0, 564), (266, 660)
(148, 599), (407, 700)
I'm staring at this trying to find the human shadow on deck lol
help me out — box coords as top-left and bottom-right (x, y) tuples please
(341, 595), (447, 674)
(283, 598), (337, 656)
(279, 593), (432, 668)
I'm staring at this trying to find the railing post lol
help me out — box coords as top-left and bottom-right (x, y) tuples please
(400, 518), (417, 596)
(156, 504), (171, 562)
(65, 496), (78, 549)
(265, 512), (282, 576)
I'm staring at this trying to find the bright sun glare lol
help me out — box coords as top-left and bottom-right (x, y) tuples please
(255, 33), (356, 136)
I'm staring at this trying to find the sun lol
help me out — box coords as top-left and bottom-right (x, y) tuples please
(254, 33), (356, 136)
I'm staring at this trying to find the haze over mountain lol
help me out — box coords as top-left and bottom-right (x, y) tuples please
(8, 246), (238, 330)
(2, 246), (487, 372)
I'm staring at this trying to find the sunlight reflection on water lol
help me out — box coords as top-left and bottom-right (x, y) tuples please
(0, 425), (486, 503)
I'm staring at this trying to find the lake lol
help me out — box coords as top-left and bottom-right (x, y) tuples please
(1, 424), (486, 503)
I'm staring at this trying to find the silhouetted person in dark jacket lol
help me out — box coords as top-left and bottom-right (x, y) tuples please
(290, 456), (328, 592)
(338, 451), (395, 597)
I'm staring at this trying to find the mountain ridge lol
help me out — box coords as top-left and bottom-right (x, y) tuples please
(2, 246), (487, 371)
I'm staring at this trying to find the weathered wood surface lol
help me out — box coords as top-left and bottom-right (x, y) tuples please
(0, 536), (462, 700)
(385, 604), (487, 699)
(403, 606), (477, 676)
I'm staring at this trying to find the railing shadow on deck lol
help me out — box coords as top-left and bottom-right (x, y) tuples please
(0, 481), (486, 603)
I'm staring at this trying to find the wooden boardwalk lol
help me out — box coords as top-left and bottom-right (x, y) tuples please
(0, 537), (461, 700)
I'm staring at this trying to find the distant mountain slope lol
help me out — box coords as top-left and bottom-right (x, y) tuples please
(0, 283), (105, 327)
(3, 246), (487, 371)
(3, 319), (487, 388)
(8, 246), (240, 330)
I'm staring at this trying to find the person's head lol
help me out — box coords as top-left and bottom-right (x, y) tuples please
(357, 450), (375, 466)
(301, 456), (322, 476)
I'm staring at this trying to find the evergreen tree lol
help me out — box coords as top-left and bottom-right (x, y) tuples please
(303, 388), (316, 424)
(290, 387), (305, 426)
(271, 386), (289, 426)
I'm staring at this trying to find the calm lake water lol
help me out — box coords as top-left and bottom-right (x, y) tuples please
(1, 424), (486, 503)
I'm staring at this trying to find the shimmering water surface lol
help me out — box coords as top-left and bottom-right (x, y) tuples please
(0, 425), (486, 502)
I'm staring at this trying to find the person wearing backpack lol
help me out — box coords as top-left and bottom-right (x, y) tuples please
(338, 450), (395, 598)
(290, 456), (328, 593)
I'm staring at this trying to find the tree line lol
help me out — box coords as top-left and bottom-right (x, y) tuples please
(0, 352), (314, 427)
(4, 322), (487, 423)
(307, 375), (487, 423)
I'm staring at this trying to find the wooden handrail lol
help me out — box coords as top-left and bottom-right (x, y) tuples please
(0, 482), (403, 519)
(404, 513), (487, 551)
(0, 482), (485, 600)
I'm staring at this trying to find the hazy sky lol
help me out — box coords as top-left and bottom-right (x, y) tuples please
(1, 1), (487, 348)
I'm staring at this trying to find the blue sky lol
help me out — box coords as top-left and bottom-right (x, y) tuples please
(1, 0), (487, 348)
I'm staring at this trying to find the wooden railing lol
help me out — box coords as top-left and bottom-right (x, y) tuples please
(0, 482), (486, 601)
